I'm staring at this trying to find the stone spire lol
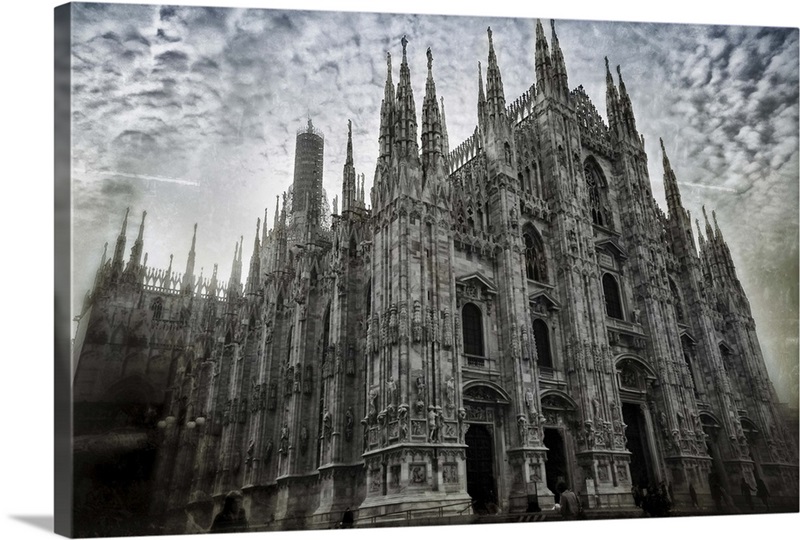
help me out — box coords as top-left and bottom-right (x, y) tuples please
(111, 207), (130, 274)
(550, 20), (569, 100)
(246, 218), (262, 294)
(394, 35), (419, 160)
(660, 139), (683, 217)
(534, 19), (552, 96)
(477, 61), (486, 129)
(440, 96), (450, 159)
(484, 27), (506, 119)
(128, 210), (146, 267)
(605, 57), (622, 140)
(93, 242), (108, 289)
(617, 65), (639, 141)
(421, 47), (444, 178)
(228, 237), (243, 297)
(342, 119), (356, 212)
(182, 223), (198, 293)
(378, 52), (395, 161)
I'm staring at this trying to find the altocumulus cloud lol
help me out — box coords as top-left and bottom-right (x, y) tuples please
(69, 5), (798, 402)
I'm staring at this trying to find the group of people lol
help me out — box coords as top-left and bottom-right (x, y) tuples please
(205, 473), (773, 532)
(631, 482), (672, 517)
(709, 472), (771, 513)
(738, 475), (771, 512)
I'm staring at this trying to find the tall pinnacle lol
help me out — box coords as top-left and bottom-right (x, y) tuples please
(343, 119), (357, 212)
(421, 46), (444, 177)
(617, 64), (639, 140)
(182, 223), (198, 293)
(440, 96), (450, 159)
(394, 34), (419, 160)
(112, 207), (130, 270)
(550, 19), (569, 98)
(485, 27), (506, 118)
(126, 210), (147, 272)
(660, 138), (683, 216)
(378, 52), (395, 161)
(534, 19), (552, 96)
(477, 61), (486, 127)
(247, 218), (262, 294)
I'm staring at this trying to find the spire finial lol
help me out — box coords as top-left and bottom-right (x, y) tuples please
(487, 26), (493, 43)
(137, 210), (147, 240)
(426, 47), (433, 70)
(401, 35), (408, 58)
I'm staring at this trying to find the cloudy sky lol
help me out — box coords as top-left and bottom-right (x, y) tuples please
(68, 2), (799, 403)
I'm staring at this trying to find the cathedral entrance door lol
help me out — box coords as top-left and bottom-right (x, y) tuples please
(466, 424), (496, 513)
(622, 402), (654, 489)
(543, 428), (568, 503)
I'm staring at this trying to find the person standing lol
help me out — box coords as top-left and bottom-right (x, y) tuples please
(558, 483), (580, 520)
(755, 476), (770, 510)
(340, 507), (355, 529)
(689, 483), (700, 509)
(210, 491), (249, 534)
(740, 477), (754, 511)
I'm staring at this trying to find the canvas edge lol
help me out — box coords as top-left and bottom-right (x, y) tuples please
(54, 2), (74, 538)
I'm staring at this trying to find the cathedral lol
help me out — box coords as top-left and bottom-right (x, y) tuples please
(71, 20), (798, 535)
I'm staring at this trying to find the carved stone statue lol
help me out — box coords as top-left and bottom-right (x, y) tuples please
(299, 425), (309, 455)
(386, 377), (397, 407)
(398, 406), (409, 441)
(525, 389), (536, 420)
(517, 415), (528, 446)
(428, 408), (439, 442)
(279, 424), (289, 453)
(323, 408), (333, 440)
(264, 440), (273, 463)
(368, 387), (379, 423)
(445, 377), (455, 410)
(345, 407), (354, 441)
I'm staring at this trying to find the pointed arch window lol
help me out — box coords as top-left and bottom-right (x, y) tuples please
(584, 158), (611, 228)
(286, 325), (294, 363)
(365, 280), (372, 318)
(462, 303), (484, 357)
(532, 319), (553, 369)
(602, 273), (624, 319)
(151, 297), (163, 320)
(669, 278), (685, 323)
(523, 228), (547, 283)
(322, 304), (331, 348)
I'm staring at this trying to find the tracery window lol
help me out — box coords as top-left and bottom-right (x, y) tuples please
(532, 319), (553, 369)
(151, 297), (163, 320)
(584, 158), (610, 228)
(602, 273), (624, 319)
(462, 303), (484, 357)
(670, 278), (685, 323)
(523, 227), (547, 282)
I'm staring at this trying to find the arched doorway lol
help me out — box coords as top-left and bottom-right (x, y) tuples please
(462, 384), (509, 512)
(543, 428), (568, 503)
(466, 424), (496, 513)
(622, 402), (654, 489)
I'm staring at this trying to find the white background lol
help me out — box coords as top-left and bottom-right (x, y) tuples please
(0, 1), (797, 539)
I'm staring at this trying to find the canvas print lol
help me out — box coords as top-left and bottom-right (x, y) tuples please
(55, 2), (799, 537)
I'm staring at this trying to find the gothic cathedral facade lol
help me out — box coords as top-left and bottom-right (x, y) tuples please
(72, 21), (798, 533)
